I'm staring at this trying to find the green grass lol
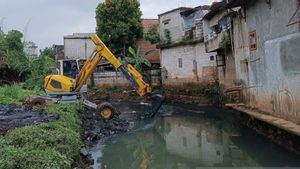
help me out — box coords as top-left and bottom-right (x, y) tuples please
(0, 85), (83, 169)
(0, 84), (44, 104)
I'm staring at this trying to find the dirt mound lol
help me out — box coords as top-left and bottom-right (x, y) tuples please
(0, 104), (58, 135)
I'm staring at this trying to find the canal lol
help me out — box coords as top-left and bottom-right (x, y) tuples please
(89, 102), (300, 169)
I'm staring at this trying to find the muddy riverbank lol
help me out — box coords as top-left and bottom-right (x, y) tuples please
(87, 86), (215, 106)
(0, 104), (58, 135)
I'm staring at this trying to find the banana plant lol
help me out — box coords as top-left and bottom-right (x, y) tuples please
(124, 46), (153, 72)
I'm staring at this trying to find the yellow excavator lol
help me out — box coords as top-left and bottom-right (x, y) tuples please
(43, 34), (162, 119)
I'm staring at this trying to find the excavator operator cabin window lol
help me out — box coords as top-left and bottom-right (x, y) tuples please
(50, 80), (62, 89)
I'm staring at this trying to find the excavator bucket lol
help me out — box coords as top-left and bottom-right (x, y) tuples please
(147, 94), (164, 117)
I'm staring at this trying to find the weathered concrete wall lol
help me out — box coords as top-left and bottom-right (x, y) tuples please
(218, 50), (237, 88)
(64, 38), (95, 59)
(262, 33), (300, 122)
(234, 0), (300, 123)
(159, 9), (185, 43)
(161, 43), (216, 85)
(232, 10), (250, 86)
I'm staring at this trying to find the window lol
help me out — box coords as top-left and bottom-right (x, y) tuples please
(216, 55), (225, 67)
(50, 80), (62, 89)
(210, 56), (215, 61)
(162, 19), (171, 25)
(249, 30), (257, 51)
(178, 58), (183, 68)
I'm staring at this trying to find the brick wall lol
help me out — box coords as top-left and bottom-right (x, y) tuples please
(137, 19), (160, 64)
(137, 39), (160, 64)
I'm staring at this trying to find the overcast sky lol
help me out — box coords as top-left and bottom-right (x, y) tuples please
(0, 0), (213, 50)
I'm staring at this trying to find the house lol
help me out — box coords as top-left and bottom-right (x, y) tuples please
(137, 19), (160, 66)
(24, 41), (38, 58)
(158, 6), (217, 86)
(202, 1), (236, 88)
(64, 33), (95, 59)
(226, 0), (300, 123)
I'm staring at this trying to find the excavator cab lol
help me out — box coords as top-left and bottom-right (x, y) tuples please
(45, 59), (88, 95)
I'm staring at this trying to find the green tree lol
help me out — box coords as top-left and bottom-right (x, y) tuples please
(0, 29), (55, 88)
(0, 28), (6, 64)
(40, 45), (55, 60)
(144, 24), (160, 44)
(96, 0), (143, 56)
(5, 30), (24, 51)
(24, 53), (54, 89)
(4, 30), (29, 73)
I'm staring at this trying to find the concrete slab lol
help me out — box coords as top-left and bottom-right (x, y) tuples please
(226, 104), (300, 137)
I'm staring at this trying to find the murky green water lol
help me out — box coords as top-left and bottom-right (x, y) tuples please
(90, 103), (300, 169)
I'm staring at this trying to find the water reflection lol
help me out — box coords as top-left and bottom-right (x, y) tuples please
(155, 115), (258, 168)
(91, 107), (300, 169)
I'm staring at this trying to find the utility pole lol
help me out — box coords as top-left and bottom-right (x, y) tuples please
(23, 18), (32, 44)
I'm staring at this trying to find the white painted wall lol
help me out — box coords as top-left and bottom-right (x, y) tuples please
(64, 38), (95, 59)
(161, 43), (216, 82)
(159, 9), (185, 43)
(231, 0), (300, 123)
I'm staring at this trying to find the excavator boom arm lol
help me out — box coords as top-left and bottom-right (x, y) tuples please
(75, 34), (150, 96)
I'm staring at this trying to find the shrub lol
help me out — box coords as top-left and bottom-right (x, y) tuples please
(0, 96), (82, 168)
(208, 83), (227, 105)
(0, 84), (44, 104)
